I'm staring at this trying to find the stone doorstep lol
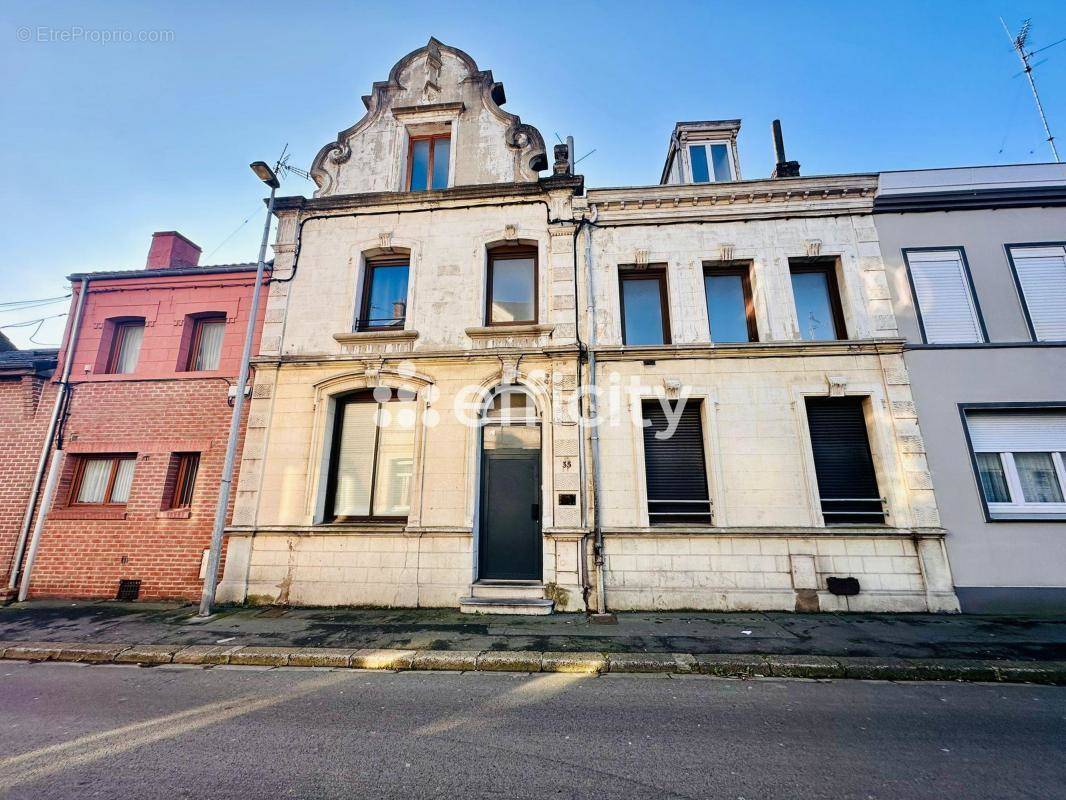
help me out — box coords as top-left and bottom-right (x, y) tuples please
(1, 642), (1064, 684)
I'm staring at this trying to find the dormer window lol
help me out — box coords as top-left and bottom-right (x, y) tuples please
(689, 142), (734, 183)
(407, 133), (450, 191)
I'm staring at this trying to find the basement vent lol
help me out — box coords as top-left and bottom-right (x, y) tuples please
(826, 576), (860, 596)
(116, 579), (141, 602)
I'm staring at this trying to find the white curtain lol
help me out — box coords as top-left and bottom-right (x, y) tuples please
(76, 459), (111, 503)
(193, 320), (225, 371)
(110, 458), (136, 503)
(114, 325), (144, 374)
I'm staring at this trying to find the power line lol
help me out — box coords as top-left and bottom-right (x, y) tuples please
(0, 294), (70, 309)
(0, 312), (68, 329)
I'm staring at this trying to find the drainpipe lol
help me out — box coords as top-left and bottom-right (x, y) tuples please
(9, 277), (89, 600)
(583, 205), (614, 621)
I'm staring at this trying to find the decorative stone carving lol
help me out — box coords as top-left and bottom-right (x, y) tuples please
(501, 357), (520, 385)
(826, 375), (847, 397)
(504, 224), (518, 241)
(378, 231), (393, 250)
(635, 249), (650, 266)
(309, 37), (548, 196)
(805, 239), (823, 258)
(719, 243), (735, 261)
(663, 378), (682, 399)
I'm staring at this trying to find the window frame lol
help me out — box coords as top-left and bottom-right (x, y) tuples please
(1005, 241), (1066, 343)
(485, 246), (538, 327)
(167, 453), (200, 510)
(639, 398), (713, 526)
(406, 133), (451, 192)
(619, 266), (672, 346)
(789, 259), (848, 341)
(323, 392), (414, 524)
(960, 403), (1066, 521)
(185, 314), (227, 371)
(703, 263), (758, 343)
(357, 258), (410, 332)
(804, 396), (887, 526)
(901, 246), (987, 345)
(69, 454), (137, 507)
(687, 142), (736, 183)
(105, 319), (146, 374)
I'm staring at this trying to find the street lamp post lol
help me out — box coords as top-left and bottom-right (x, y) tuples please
(198, 161), (280, 617)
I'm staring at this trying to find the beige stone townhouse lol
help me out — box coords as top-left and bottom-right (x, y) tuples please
(217, 39), (959, 614)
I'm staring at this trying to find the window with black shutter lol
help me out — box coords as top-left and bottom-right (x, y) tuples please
(804, 397), (885, 524)
(641, 399), (712, 525)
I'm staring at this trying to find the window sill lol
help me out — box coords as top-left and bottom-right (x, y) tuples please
(156, 508), (192, 520)
(49, 507), (127, 521)
(465, 324), (555, 339)
(334, 329), (419, 344)
(988, 512), (1066, 522)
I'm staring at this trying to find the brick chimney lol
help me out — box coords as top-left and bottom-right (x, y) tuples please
(146, 231), (202, 269)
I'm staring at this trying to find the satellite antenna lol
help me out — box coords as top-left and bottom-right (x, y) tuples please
(1001, 18), (1062, 162)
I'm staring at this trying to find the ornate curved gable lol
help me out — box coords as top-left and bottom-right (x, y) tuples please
(310, 38), (548, 197)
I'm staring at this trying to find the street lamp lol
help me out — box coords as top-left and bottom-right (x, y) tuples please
(198, 161), (279, 617)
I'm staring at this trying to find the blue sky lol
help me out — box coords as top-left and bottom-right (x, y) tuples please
(2, 0), (1065, 347)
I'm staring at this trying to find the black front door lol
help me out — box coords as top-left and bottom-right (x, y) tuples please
(479, 450), (541, 580)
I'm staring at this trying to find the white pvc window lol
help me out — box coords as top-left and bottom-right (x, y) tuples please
(688, 143), (734, 183)
(967, 411), (1066, 518)
(1008, 245), (1066, 341)
(905, 249), (983, 343)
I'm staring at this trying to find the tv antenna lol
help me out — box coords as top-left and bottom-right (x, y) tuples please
(275, 143), (314, 182)
(1001, 17), (1063, 163)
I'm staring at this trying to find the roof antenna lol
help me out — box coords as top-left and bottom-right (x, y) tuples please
(275, 143), (314, 182)
(1001, 17), (1062, 162)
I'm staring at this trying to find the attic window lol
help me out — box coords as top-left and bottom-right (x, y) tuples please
(689, 143), (734, 183)
(408, 133), (450, 191)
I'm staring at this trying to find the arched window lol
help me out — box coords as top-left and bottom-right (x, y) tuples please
(481, 385), (540, 451)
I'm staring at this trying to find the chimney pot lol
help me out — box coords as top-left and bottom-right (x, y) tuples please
(146, 231), (201, 270)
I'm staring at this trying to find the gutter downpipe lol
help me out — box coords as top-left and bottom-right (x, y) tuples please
(11, 277), (89, 600)
(583, 204), (612, 619)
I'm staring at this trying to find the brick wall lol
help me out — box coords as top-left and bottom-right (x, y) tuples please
(24, 378), (248, 601)
(0, 376), (56, 577)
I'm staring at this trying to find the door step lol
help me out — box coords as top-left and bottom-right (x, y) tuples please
(459, 596), (555, 616)
(470, 580), (546, 601)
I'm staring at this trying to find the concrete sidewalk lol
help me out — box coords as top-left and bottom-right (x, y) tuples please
(2, 601), (1066, 660)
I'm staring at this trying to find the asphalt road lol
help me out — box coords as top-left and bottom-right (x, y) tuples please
(0, 662), (1063, 799)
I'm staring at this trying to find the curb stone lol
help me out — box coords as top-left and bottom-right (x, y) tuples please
(1, 642), (1064, 684)
(57, 644), (129, 663)
(410, 650), (480, 671)
(228, 646), (295, 667)
(696, 654), (773, 678)
(173, 644), (243, 665)
(114, 645), (179, 665)
(476, 651), (542, 672)
(350, 648), (415, 670)
(765, 655), (843, 679)
(287, 648), (357, 668)
(541, 652), (608, 673)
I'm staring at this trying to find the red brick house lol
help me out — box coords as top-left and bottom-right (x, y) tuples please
(2, 232), (268, 601)
(0, 347), (59, 588)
